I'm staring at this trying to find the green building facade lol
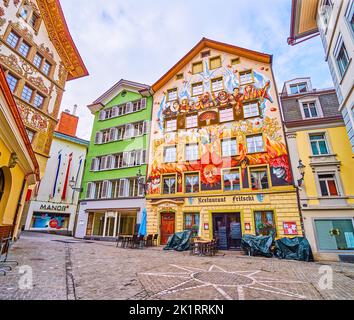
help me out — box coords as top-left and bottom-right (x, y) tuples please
(75, 80), (152, 239)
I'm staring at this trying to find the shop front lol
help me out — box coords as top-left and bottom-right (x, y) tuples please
(75, 198), (145, 240)
(25, 201), (77, 235)
(146, 191), (302, 248)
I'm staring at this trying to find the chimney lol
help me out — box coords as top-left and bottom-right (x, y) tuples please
(73, 104), (78, 116)
(56, 109), (79, 137)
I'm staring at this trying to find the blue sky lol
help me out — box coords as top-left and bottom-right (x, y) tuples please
(60, 0), (333, 140)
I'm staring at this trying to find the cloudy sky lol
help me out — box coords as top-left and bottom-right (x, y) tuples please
(60, 0), (333, 140)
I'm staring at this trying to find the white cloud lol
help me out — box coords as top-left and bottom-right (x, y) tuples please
(60, 0), (333, 140)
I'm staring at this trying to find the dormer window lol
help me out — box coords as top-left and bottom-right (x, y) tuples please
(301, 101), (321, 119)
(290, 83), (307, 94)
(17, 3), (41, 31)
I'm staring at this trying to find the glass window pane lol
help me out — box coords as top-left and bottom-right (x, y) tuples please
(311, 141), (319, 155)
(6, 73), (18, 93)
(6, 32), (19, 48)
(319, 180), (329, 196)
(318, 141), (329, 154)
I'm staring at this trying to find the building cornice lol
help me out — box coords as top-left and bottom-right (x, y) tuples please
(36, 0), (88, 81)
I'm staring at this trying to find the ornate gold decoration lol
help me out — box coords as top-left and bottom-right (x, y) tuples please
(13, 0), (20, 7)
(28, 75), (49, 94)
(0, 6), (6, 27)
(8, 152), (18, 168)
(3, 1), (10, 7)
(16, 99), (49, 131)
(39, 43), (54, 59)
(0, 53), (23, 75)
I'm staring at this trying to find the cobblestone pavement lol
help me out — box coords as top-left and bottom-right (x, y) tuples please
(0, 232), (353, 300)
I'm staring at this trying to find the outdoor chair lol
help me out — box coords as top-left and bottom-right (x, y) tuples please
(127, 234), (138, 249)
(132, 235), (145, 249)
(152, 234), (159, 246)
(0, 237), (18, 276)
(116, 236), (125, 248)
(144, 234), (153, 247)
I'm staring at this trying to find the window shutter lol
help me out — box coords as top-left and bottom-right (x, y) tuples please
(138, 177), (145, 196)
(124, 124), (133, 139)
(90, 158), (97, 171)
(143, 120), (150, 134)
(86, 182), (95, 199)
(101, 180), (108, 198)
(119, 179), (127, 197)
(95, 132), (102, 144)
(122, 152), (129, 167)
(141, 150), (147, 164)
(135, 150), (141, 166)
(100, 156), (107, 170)
(106, 155), (112, 169)
(141, 98), (147, 109)
(107, 181), (112, 198)
(112, 106), (118, 117)
(126, 102), (133, 113)
(99, 110), (105, 121)
(109, 127), (118, 141)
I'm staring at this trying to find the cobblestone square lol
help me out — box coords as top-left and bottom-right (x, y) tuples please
(0, 232), (353, 300)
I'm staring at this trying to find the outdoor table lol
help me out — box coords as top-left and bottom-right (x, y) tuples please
(192, 240), (212, 256)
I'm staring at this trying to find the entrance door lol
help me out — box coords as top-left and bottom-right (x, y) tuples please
(213, 213), (242, 250)
(160, 212), (175, 245)
(86, 213), (94, 236)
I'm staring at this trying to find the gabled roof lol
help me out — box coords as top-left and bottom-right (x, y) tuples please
(152, 37), (272, 92)
(37, 0), (88, 80)
(0, 66), (39, 181)
(88, 79), (151, 114)
(288, 0), (319, 45)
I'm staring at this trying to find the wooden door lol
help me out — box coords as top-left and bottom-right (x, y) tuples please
(86, 213), (94, 236)
(160, 212), (175, 245)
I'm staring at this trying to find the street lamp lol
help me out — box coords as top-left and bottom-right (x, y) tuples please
(69, 177), (83, 192)
(297, 160), (306, 188)
(136, 169), (147, 196)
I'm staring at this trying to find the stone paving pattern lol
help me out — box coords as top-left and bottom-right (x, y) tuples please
(0, 233), (353, 300)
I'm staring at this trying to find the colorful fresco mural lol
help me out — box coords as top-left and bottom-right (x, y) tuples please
(147, 55), (292, 195)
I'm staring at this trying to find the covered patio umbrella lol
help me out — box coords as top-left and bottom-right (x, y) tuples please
(138, 208), (147, 236)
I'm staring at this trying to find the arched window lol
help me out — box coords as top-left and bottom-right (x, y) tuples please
(0, 168), (4, 202)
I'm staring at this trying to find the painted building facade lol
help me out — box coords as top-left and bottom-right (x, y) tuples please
(281, 77), (354, 261)
(75, 80), (152, 240)
(23, 109), (89, 236)
(289, 0), (354, 152)
(0, 0), (88, 177)
(146, 38), (303, 248)
(0, 65), (38, 239)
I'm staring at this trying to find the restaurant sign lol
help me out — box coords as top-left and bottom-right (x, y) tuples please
(186, 194), (269, 206)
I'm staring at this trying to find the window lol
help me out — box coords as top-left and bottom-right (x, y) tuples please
(42, 61), (52, 76)
(6, 73), (18, 93)
(164, 145), (177, 163)
(250, 168), (269, 190)
(6, 31), (20, 48)
(186, 114), (198, 128)
(315, 219), (354, 250)
(165, 118), (177, 132)
(290, 83), (307, 94)
(19, 7), (29, 19)
(191, 82), (203, 96)
(185, 143), (199, 161)
(222, 139), (237, 157)
(185, 173), (199, 193)
(167, 88), (178, 102)
(184, 213), (200, 237)
(18, 41), (30, 58)
(210, 56), (221, 69)
(223, 169), (241, 191)
(21, 85), (33, 103)
(192, 61), (203, 74)
(310, 134), (329, 155)
(345, 0), (354, 35)
(335, 40), (350, 78)
(25, 128), (35, 142)
(302, 101), (319, 118)
(318, 174), (339, 196)
(246, 135), (264, 153)
(201, 50), (210, 58)
(176, 73), (184, 80)
(319, 0), (333, 26)
(239, 70), (253, 85)
(211, 77), (223, 92)
(231, 57), (240, 65)
(162, 175), (176, 194)
(33, 93), (44, 108)
(219, 107), (234, 122)
(29, 13), (39, 28)
(33, 53), (43, 68)
(243, 101), (260, 118)
(254, 211), (276, 236)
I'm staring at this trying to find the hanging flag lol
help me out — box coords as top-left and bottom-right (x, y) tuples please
(61, 152), (73, 201)
(52, 152), (62, 197)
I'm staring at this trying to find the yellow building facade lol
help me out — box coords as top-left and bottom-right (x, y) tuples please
(282, 78), (354, 261)
(0, 66), (38, 239)
(0, 0), (88, 177)
(146, 39), (303, 248)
